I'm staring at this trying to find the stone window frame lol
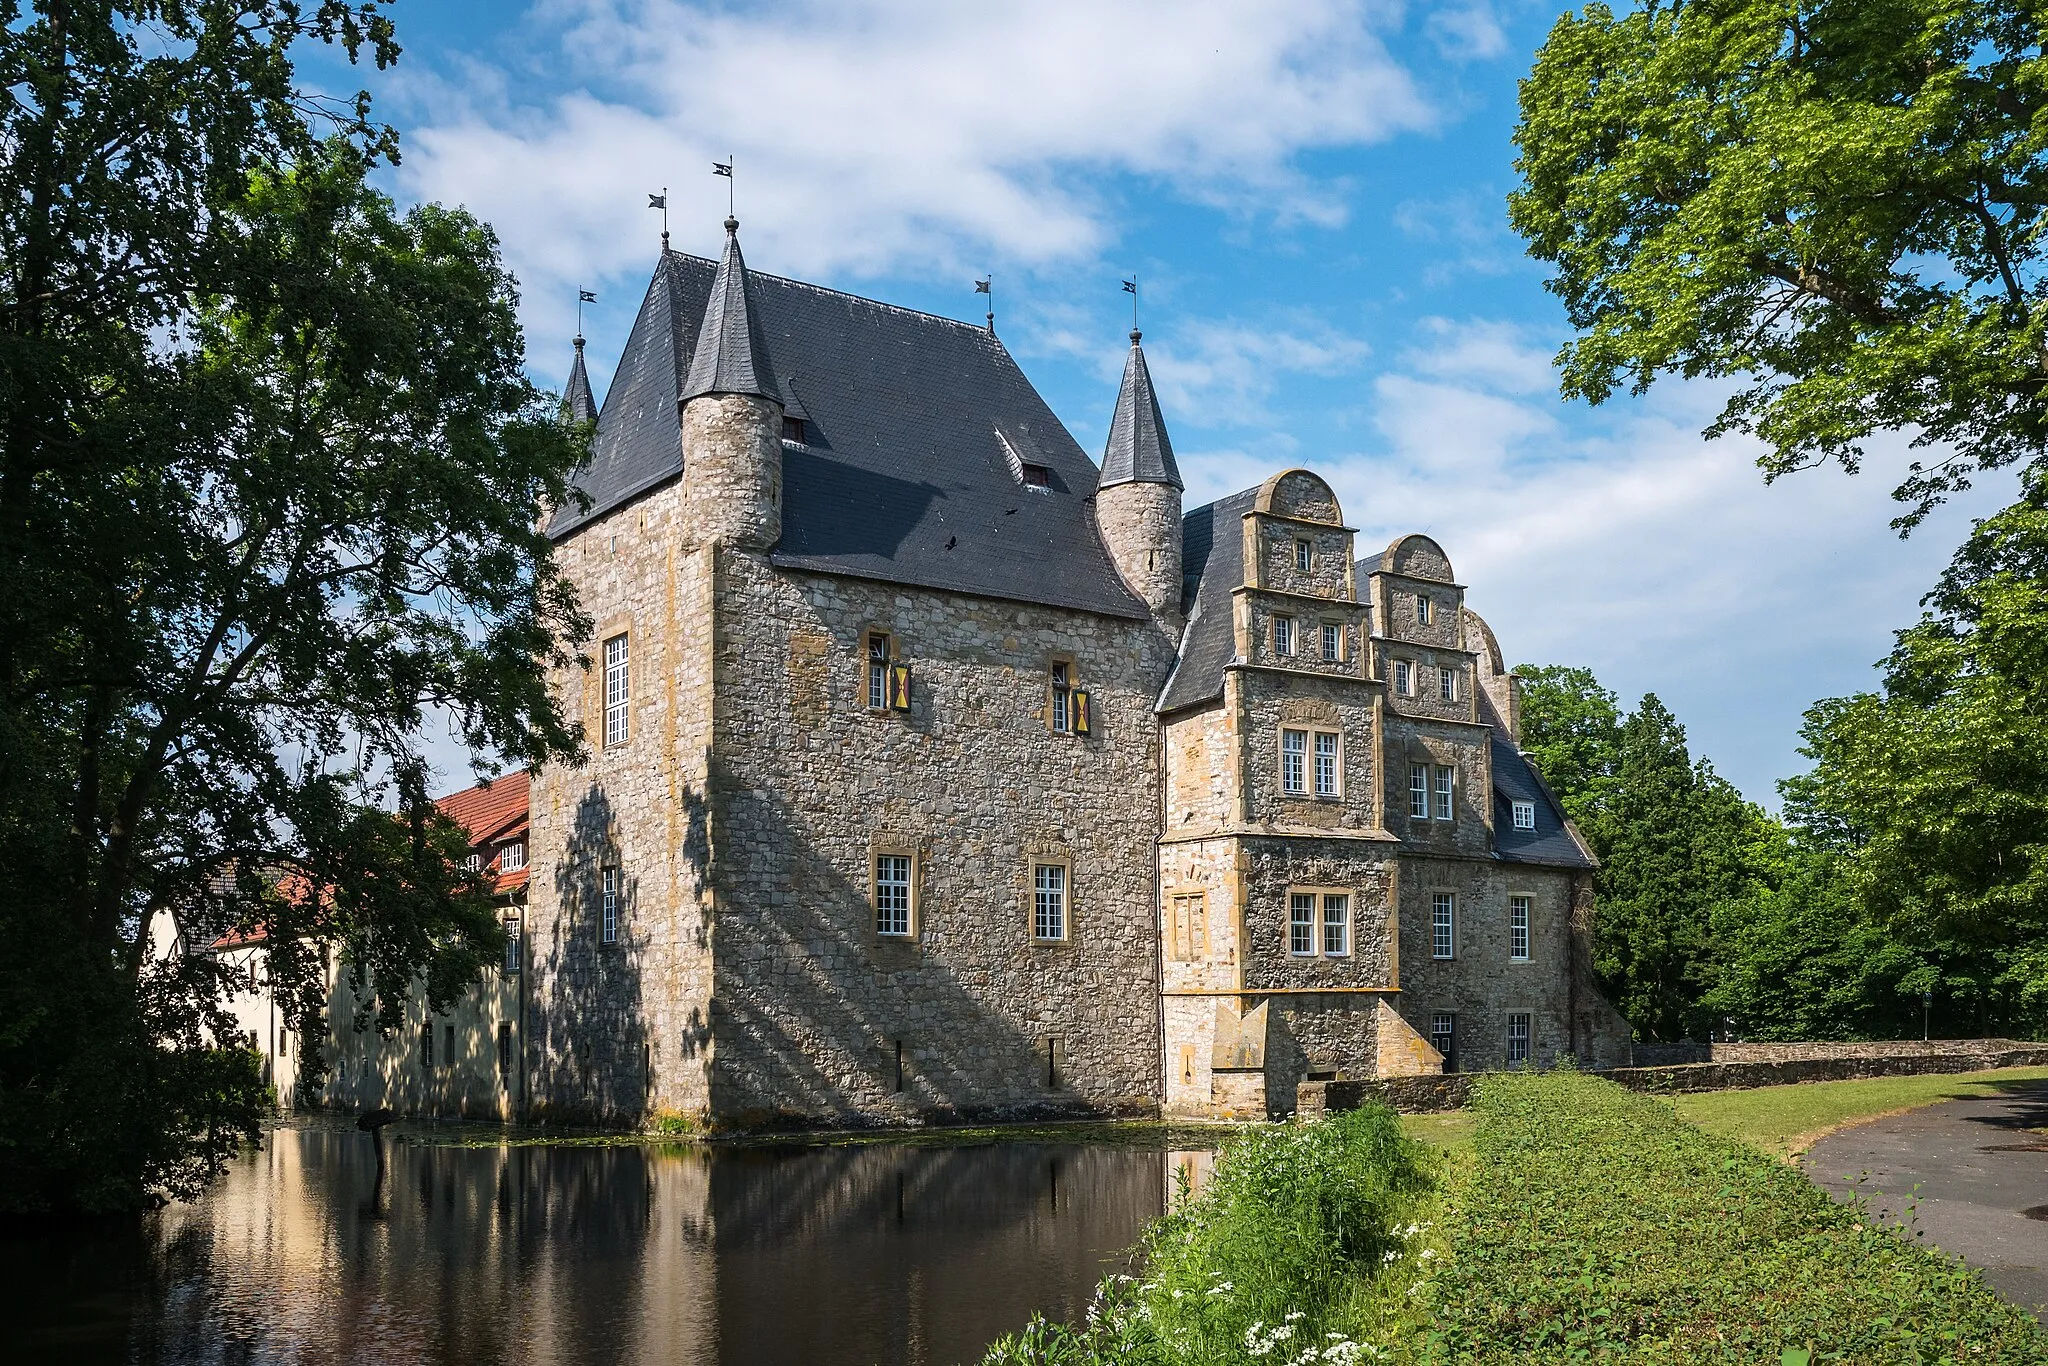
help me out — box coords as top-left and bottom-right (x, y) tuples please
(600, 864), (621, 946)
(1279, 724), (1342, 800)
(862, 626), (898, 714)
(1439, 664), (1461, 703)
(1408, 762), (1430, 820)
(1416, 593), (1433, 627)
(1273, 613), (1297, 657)
(1294, 537), (1314, 573)
(602, 631), (631, 748)
(1434, 763), (1456, 822)
(1505, 1009), (1533, 1066)
(1511, 799), (1536, 830)
(1393, 658), (1414, 696)
(1430, 890), (1457, 960)
(1168, 888), (1209, 962)
(1429, 1010), (1457, 1072)
(1287, 884), (1353, 958)
(1319, 620), (1344, 662)
(1044, 652), (1080, 734)
(871, 841), (920, 939)
(1509, 892), (1532, 962)
(1025, 847), (1074, 944)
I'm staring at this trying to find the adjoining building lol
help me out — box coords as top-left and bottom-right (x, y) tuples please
(317, 217), (1632, 1127)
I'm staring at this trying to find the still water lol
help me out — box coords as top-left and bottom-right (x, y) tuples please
(3, 1120), (1202, 1366)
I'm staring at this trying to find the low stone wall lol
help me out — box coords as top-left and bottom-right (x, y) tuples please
(1320, 1044), (2048, 1116)
(1631, 1037), (2031, 1068)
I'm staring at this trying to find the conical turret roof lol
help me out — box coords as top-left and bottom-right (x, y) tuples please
(1099, 330), (1180, 489)
(680, 218), (780, 404)
(563, 336), (598, 424)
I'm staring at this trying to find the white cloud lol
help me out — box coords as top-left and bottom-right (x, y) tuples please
(1425, 2), (1509, 61)
(394, 0), (1432, 349)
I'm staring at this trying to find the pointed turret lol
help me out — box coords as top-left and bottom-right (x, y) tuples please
(679, 218), (784, 550)
(1100, 330), (1182, 491)
(1097, 329), (1184, 624)
(563, 335), (598, 425)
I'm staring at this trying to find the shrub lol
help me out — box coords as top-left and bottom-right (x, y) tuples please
(1420, 1071), (2047, 1362)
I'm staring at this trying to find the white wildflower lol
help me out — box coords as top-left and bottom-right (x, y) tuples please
(1419, 1247), (1437, 1260)
(1381, 1249), (1399, 1263)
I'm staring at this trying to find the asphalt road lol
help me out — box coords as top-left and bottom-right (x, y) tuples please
(1804, 1080), (2048, 1319)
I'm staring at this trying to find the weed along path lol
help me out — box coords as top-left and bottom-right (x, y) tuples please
(1805, 1079), (2048, 1320)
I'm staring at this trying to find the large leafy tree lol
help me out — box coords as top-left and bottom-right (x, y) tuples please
(0, 4), (588, 1212)
(1512, 0), (2048, 527)
(1513, 664), (1623, 829)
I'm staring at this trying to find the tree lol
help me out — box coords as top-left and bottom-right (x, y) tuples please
(1511, 0), (2048, 528)
(0, 5), (588, 1213)
(1514, 664), (1623, 827)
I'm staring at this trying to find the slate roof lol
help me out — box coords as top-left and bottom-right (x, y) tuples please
(681, 220), (779, 402)
(1157, 488), (1256, 714)
(1491, 739), (1596, 868)
(1100, 330), (1181, 489)
(563, 339), (598, 424)
(549, 241), (1147, 620)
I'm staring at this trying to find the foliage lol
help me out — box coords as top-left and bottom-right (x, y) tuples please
(1513, 664), (1621, 829)
(0, 4), (588, 1213)
(1511, 0), (2048, 528)
(1420, 1071), (2048, 1362)
(982, 1106), (1435, 1365)
(1672, 1065), (2048, 1161)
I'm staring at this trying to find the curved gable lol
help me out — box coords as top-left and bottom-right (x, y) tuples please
(1254, 469), (1342, 524)
(1382, 533), (1454, 583)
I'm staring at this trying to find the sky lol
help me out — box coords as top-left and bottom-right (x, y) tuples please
(336, 0), (2014, 806)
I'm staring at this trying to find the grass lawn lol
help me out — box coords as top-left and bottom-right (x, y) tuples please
(1669, 1065), (2048, 1161)
(1398, 1107), (1477, 1153)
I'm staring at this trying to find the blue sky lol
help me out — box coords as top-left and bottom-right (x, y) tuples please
(343, 0), (2011, 805)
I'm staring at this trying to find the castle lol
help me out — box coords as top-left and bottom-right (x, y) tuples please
(319, 217), (1632, 1127)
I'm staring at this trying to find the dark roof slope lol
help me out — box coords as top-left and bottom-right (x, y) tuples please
(1491, 739), (1595, 868)
(1158, 488), (1256, 713)
(564, 339), (598, 424)
(1100, 331), (1181, 489)
(550, 248), (1146, 620)
(681, 220), (779, 402)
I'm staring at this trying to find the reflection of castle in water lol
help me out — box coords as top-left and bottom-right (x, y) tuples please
(95, 1127), (1168, 1366)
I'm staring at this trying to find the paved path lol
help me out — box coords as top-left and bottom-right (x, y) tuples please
(1805, 1080), (2048, 1319)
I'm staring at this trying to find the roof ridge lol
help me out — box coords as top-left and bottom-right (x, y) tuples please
(662, 248), (1013, 339)
(1181, 486), (1261, 522)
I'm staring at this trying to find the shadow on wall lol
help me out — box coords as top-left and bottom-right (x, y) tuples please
(536, 784), (655, 1125)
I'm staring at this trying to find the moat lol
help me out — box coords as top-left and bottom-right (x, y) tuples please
(2, 1119), (1210, 1366)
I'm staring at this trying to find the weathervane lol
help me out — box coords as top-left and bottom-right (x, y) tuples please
(714, 157), (734, 220)
(976, 275), (993, 334)
(576, 289), (596, 341)
(648, 188), (669, 249)
(1122, 275), (1139, 333)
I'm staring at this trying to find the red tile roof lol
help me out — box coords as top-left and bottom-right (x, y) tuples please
(437, 773), (530, 896)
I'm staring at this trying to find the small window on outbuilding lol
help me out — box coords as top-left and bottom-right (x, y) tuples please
(498, 842), (526, 872)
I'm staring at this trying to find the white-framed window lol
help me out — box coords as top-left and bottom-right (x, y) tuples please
(1510, 895), (1531, 961)
(1506, 1011), (1532, 1065)
(600, 866), (620, 944)
(1289, 892), (1315, 955)
(1313, 731), (1340, 798)
(1050, 660), (1074, 733)
(502, 914), (521, 974)
(498, 841), (526, 872)
(1394, 660), (1413, 695)
(1295, 538), (1313, 573)
(1511, 799), (1536, 830)
(867, 631), (892, 710)
(1033, 863), (1068, 941)
(1274, 615), (1296, 656)
(1440, 666), (1459, 702)
(1430, 1012), (1456, 1069)
(1282, 728), (1308, 795)
(1322, 893), (1350, 956)
(1321, 623), (1342, 661)
(875, 854), (913, 937)
(603, 633), (630, 747)
(1416, 594), (1432, 626)
(465, 852), (483, 872)
(1434, 765), (1456, 821)
(1432, 893), (1455, 959)
(1409, 763), (1429, 819)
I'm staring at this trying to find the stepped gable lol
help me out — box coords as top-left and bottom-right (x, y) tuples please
(1157, 486), (1258, 713)
(549, 251), (1147, 620)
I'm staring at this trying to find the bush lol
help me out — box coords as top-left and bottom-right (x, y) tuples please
(1421, 1071), (2047, 1362)
(983, 1105), (1435, 1365)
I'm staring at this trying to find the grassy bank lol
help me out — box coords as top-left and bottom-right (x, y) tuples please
(1671, 1065), (2048, 1160)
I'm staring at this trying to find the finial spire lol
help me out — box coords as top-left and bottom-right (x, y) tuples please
(681, 215), (779, 404)
(1100, 324), (1180, 490)
(563, 334), (598, 425)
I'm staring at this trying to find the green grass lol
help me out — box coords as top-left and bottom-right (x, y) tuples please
(1669, 1065), (2048, 1161)
(1400, 1108), (1477, 1154)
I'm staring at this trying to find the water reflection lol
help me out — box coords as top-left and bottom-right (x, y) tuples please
(3, 1121), (1193, 1366)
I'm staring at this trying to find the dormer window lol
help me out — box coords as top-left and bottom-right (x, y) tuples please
(782, 415), (806, 443)
(498, 842), (526, 873)
(1512, 800), (1536, 830)
(1021, 463), (1051, 489)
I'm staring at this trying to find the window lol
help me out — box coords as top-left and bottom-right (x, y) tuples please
(420, 1025), (434, 1070)
(1432, 893), (1455, 959)
(600, 865), (620, 945)
(1289, 893), (1315, 955)
(1440, 666), (1459, 702)
(1416, 595), (1432, 626)
(464, 852), (483, 872)
(867, 632), (891, 710)
(444, 1024), (455, 1070)
(1281, 729), (1308, 794)
(1021, 462), (1051, 489)
(1170, 892), (1208, 961)
(1507, 1011), (1532, 1065)
(502, 914), (521, 974)
(603, 633), (630, 747)
(1511, 799), (1536, 830)
(1394, 660), (1413, 695)
(337, 1056), (347, 1084)
(1294, 539), (1313, 572)
(1274, 615), (1296, 656)
(497, 1022), (514, 1085)
(1033, 863), (1067, 941)
(1313, 732), (1340, 798)
(1434, 765), (1456, 821)
(782, 414), (806, 443)
(1050, 661), (1074, 733)
(1409, 763), (1429, 819)
(499, 841), (526, 873)
(1510, 895), (1531, 961)
(875, 854), (913, 937)
(1321, 622), (1342, 661)
(1322, 893), (1350, 956)
(1431, 1012), (1457, 1072)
